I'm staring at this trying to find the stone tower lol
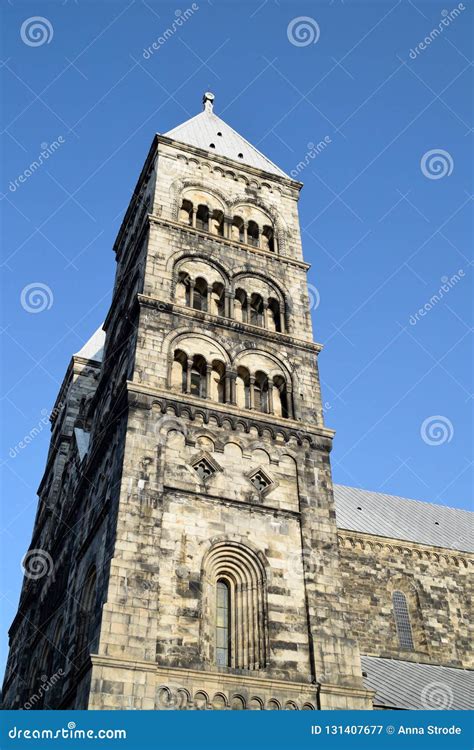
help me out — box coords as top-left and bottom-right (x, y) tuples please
(2, 93), (373, 711)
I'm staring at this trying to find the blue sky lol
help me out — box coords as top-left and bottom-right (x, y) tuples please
(0, 0), (472, 675)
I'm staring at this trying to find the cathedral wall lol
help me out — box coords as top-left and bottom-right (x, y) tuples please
(337, 531), (473, 669)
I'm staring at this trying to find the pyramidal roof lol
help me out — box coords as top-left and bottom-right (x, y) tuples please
(163, 92), (289, 178)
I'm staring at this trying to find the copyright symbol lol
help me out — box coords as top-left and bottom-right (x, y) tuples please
(386, 726), (395, 735)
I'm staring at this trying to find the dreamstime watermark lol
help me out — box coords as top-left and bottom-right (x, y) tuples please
(287, 16), (320, 47)
(142, 5), (199, 59)
(420, 416), (454, 446)
(421, 681), (454, 709)
(408, 4), (466, 59)
(9, 404), (63, 459)
(290, 138), (332, 178)
(307, 284), (321, 310)
(408, 269), (465, 325)
(20, 16), (54, 47)
(21, 549), (54, 580)
(20, 282), (54, 313)
(8, 138), (65, 193)
(8, 724), (127, 740)
(23, 669), (65, 709)
(421, 149), (454, 180)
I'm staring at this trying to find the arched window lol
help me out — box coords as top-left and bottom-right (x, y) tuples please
(392, 591), (414, 651)
(171, 350), (187, 392)
(234, 289), (248, 323)
(176, 271), (191, 306)
(247, 221), (259, 247)
(193, 278), (208, 311)
(203, 542), (267, 670)
(190, 355), (207, 398)
(196, 205), (209, 232)
(235, 366), (250, 409)
(210, 282), (225, 317)
(267, 298), (281, 332)
(262, 225), (275, 252)
(249, 294), (264, 327)
(272, 375), (289, 418)
(231, 216), (244, 243)
(210, 361), (226, 403)
(179, 199), (193, 226)
(211, 209), (224, 237)
(254, 371), (269, 413)
(215, 579), (231, 667)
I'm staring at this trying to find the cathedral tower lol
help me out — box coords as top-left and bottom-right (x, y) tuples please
(2, 93), (373, 710)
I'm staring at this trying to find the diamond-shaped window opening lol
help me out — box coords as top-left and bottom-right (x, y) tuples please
(247, 467), (277, 497)
(191, 452), (222, 483)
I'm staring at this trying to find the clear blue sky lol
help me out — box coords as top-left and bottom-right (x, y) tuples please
(0, 0), (472, 675)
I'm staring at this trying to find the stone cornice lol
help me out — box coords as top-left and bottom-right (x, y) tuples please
(155, 134), (302, 192)
(91, 654), (313, 690)
(137, 293), (323, 354)
(337, 528), (472, 566)
(148, 214), (310, 271)
(126, 381), (334, 447)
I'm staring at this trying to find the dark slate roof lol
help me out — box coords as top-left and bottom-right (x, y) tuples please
(333, 485), (473, 553)
(361, 656), (474, 710)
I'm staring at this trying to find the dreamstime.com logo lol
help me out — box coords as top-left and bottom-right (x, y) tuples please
(23, 670), (65, 710)
(20, 282), (54, 313)
(20, 16), (54, 47)
(421, 681), (454, 709)
(142, 5), (199, 59)
(21, 549), (54, 580)
(421, 149), (454, 180)
(290, 138), (332, 178)
(408, 4), (466, 60)
(420, 416), (454, 446)
(9, 138), (65, 193)
(8, 723), (127, 741)
(408, 270), (465, 325)
(287, 16), (320, 47)
(307, 284), (321, 310)
(9, 403), (63, 459)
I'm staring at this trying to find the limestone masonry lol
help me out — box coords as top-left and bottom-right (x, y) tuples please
(2, 93), (472, 711)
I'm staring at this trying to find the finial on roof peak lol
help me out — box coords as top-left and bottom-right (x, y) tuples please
(203, 91), (215, 113)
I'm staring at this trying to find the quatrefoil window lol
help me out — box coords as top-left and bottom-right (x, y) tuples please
(194, 458), (215, 481)
(246, 467), (276, 497)
(250, 471), (271, 492)
(190, 452), (222, 483)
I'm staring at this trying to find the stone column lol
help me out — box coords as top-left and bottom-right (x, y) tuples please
(249, 377), (255, 410)
(186, 358), (193, 394)
(206, 365), (212, 399)
(228, 371), (237, 405)
(267, 383), (274, 414)
(188, 280), (195, 309)
(279, 303), (285, 333)
(225, 291), (234, 319)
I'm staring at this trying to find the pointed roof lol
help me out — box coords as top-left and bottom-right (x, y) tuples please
(74, 325), (105, 363)
(164, 92), (289, 178)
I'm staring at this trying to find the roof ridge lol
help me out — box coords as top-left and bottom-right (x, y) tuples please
(333, 483), (470, 515)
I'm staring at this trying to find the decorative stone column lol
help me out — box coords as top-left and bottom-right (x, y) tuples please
(248, 376), (255, 410)
(206, 365), (212, 399)
(186, 358), (193, 394)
